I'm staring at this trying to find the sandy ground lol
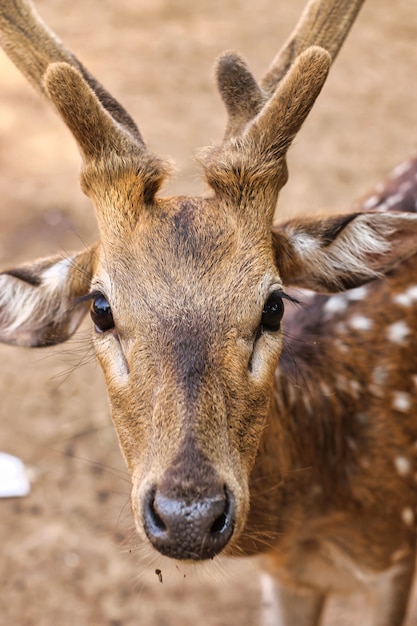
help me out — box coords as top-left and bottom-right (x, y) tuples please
(0, 0), (416, 624)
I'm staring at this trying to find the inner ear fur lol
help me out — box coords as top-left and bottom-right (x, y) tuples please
(0, 244), (98, 347)
(273, 211), (417, 293)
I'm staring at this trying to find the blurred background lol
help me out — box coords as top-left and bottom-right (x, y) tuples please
(0, 0), (416, 624)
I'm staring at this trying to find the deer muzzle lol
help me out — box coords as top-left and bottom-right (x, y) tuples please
(143, 483), (236, 560)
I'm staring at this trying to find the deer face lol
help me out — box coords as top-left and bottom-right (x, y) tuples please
(89, 195), (284, 558)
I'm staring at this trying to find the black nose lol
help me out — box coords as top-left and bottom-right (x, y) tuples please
(143, 486), (235, 560)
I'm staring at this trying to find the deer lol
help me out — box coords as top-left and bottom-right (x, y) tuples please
(1, 0), (417, 624)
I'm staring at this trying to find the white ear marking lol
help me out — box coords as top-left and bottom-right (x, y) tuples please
(41, 258), (72, 287)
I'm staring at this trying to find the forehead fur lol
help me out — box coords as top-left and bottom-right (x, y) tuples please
(103, 196), (273, 277)
(94, 196), (278, 328)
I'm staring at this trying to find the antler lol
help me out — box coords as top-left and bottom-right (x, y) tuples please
(216, 0), (365, 140)
(0, 0), (169, 229)
(202, 0), (365, 217)
(201, 46), (331, 203)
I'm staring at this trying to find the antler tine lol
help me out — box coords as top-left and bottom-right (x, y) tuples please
(0, 0), (141, 143)
(206, 0), (364, 216)
(205, 46), (331, 206)
(261, 0), (365, 96)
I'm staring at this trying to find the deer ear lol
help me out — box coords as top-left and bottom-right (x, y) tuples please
(273, 212), (417, 292)
(0, 244), (98, 347)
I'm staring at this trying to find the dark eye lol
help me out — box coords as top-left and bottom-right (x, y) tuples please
(261, 291), (285, 332)
(90, 294), (114, 333)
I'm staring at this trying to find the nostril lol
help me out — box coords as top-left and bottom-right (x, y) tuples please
(144, 489), (167, 535)
(210, 486), (232, 535)
(210, 510), (227, 534)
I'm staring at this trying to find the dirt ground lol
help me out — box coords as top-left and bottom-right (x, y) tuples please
(0, 0), (416, 624)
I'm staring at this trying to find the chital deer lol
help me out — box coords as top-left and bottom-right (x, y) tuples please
(1, 0), (417, 624)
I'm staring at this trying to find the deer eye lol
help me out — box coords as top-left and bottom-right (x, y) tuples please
(261, 291), (285, 332)
(90, 294), (114, 333)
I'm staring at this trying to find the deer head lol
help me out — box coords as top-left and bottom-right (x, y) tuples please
(2, 0), (417, 562)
